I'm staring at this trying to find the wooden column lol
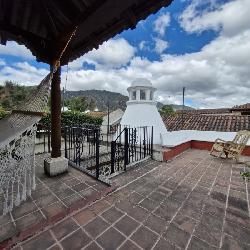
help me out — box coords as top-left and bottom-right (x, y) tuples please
(51, 66), (62, 158)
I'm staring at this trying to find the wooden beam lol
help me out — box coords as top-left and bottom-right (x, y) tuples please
(40, 1), (59, 37)
(0, 0), (4, 20)
(22, 1), (32, 31)
(0, 23), (48, 41)
(71, 0), (86, 12)
(46, 0), (71, 27)
(10, 0), (19, 25)
(56, 0), (106, 42)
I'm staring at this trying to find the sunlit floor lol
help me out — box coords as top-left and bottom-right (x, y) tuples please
(2, 149), (250, 249)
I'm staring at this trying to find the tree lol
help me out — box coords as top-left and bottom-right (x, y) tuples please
(159, 105), (175, 116)
(65, 96), (88, 112)
(88, 98), (96, 111)
(0, 105), (8, 120)
(0, 81), (34, 110)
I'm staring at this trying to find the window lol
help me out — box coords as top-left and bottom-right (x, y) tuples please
(140, 90), (146, 100)
(132, 91), (136, 100)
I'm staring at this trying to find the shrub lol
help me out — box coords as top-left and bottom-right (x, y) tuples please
(40, 111), (103, 127)
(0, 106), (8, 120)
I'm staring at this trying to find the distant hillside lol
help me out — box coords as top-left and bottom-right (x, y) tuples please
(64, 89), (194, 111)
(0, 81), (34, 110)
(64, 90), (128, 111)
(169, 104), (195, 111)
(0, 82), (194, 112)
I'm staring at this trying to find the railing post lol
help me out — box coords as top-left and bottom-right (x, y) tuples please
(151, 126), (154, 159)
(124, 127), (129, 170)
(110, 141), (115, 174)
(48, 126), (51, 153)
(64, 126), (68, 158)
(95, 129), (100, 179)
(143, 127), (146, 158)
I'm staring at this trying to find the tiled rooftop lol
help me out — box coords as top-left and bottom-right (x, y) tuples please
(176, 108), (230, 115)
(232, 103), (250, 110)
(164, 114), (250, 132)
(4, 149), (250, 250)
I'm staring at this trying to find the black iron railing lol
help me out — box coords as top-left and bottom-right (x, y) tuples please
(64, 125), (101, 179)
(110, 126), (153, 175)
(36, 124), (51, 153)
(36, 124), (154, 181)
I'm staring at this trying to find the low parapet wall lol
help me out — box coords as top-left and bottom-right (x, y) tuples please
(163, 140), (250, 161)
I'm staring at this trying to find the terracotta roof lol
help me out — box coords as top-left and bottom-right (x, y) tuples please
(176, 108), (230, 115)
(163, 114), (250, 132)
(87, 111), (107, 118)
(231, 103), (250, 110)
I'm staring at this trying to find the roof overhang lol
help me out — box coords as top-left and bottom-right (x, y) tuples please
(0, 0), (173, 65)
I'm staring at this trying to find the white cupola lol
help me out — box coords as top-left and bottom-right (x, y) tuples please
(127, 78), (156, 103)
(120, 78), (168, 145)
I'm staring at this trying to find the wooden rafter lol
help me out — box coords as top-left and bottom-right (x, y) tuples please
(0, 0), (174, 64)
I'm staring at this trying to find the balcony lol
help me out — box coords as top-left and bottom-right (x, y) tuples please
(1, 149), (250, 249)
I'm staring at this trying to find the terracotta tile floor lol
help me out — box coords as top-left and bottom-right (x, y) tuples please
(3, 149), (250, 249)
(0, 154), (110, 247)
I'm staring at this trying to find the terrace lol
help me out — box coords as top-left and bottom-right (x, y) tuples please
(1, 149), (250, 249)
(1, 1), (250, 249)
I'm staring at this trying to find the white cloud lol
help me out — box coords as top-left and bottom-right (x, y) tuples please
(0, 62), (48, 85)
(2, 25), (250, 109)
(139, 41), (146, 51)
(0, 41), (34, 59)
(68, 38), (136, 70)
(1, 1), (250, 109)
(63, 24), (250, 108)
(0, 59), (5, 66)
(154, 38), (169, 54)
(138, 41), (147, 50)
(179, 0), (250, 37)
(153, 12), (171, 37)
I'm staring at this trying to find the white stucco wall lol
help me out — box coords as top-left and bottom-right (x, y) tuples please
(162, 130), (250, 147)
(120, 102), (168, 144)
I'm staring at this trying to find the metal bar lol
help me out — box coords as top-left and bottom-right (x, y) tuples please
(110, 141), (115, 174)
(182, 86), (185, 129)
(43, 127), (46, 153)
(151, 126), (154, 159)
(64, 127), (68, 158)
(143, 127), (146, 158)
(48, 127), (51, 153)
(124, 127), (128, 171)
(140, 128), (142, 160)
(95, 129), (100, 179)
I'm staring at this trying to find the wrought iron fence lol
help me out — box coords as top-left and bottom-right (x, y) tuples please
(64, 125), (102, 179)
(36, 124), (51, 154)
(36, 124), (153, 181)
(110, 126), (153, 175)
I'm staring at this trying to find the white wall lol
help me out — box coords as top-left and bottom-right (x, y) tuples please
(162, 130), (250, 147)
(120, 102), (167, 144)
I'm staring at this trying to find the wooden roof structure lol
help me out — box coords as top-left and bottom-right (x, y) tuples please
(0, 0), (173, 65)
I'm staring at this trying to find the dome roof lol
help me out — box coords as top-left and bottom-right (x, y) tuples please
(131, 78), (152, 87)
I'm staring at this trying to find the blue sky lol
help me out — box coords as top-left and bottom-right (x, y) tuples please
(0, 0), (250, 109)
(118, 0), (219, 61)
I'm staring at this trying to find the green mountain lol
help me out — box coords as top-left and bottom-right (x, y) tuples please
(64, 89), (128, 111)
(0, 82), (194, 112)
(64, 89), (194, 111)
